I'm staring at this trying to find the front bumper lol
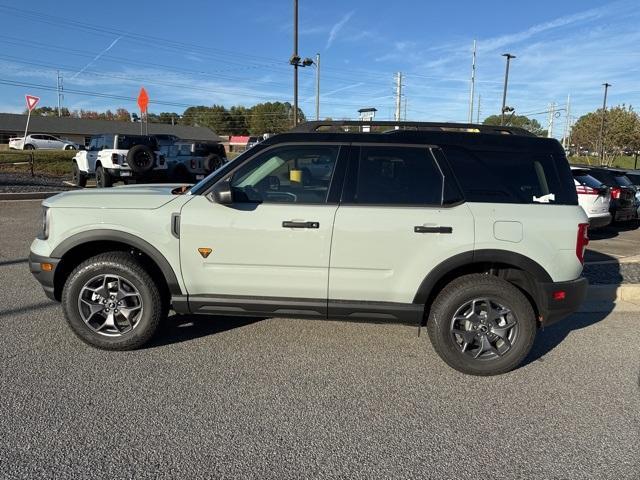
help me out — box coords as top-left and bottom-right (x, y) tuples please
(29, 251), (60, 301)
(539, 276), (588, 326)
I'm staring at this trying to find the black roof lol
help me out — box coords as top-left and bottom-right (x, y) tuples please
(0, 113), (219, 141)
(266, 121), (561, 153)
(291, 120), (536, 137)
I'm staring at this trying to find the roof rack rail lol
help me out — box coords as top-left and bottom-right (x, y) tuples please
(290, 120), (536, 137)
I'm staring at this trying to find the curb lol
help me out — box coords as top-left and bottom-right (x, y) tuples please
(585, 283), (640, 302)
(0, 191), (65, 201)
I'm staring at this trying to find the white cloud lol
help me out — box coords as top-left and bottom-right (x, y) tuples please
(326, 11), (354, 49)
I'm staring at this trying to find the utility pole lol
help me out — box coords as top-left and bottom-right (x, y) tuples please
(315, 53), (320, 121)
(547, 102), (556, 138)
(403, 97), (407, 121)
(292, 0), (299, 126)
(599, 82), (611, 161)
(56, 71), (63, 117)
(563, 94), (571, 150)
(468, 40), (477, 123)
(500, 53), (516, 125)
(394, 72), (403, 123)
(476, 94), (481, 123)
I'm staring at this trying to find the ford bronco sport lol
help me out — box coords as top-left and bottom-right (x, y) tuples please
(72, 134), (166, 188)
(30, 121), (588, 376)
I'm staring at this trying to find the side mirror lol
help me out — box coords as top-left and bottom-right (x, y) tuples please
(211, 181), (233, 205)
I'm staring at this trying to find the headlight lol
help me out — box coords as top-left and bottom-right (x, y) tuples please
(39, 206), (50, 240)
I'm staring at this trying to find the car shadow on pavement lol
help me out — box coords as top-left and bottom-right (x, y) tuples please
(146, 313), (264, 348)
(588, 220), (639, 241)
(521, 250), (621, 368)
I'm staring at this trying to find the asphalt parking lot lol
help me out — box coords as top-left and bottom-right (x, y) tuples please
(1, 200), (639, 479)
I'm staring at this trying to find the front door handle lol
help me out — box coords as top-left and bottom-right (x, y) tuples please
(282, 221), (320, 229)
(414, 225), (453, 234)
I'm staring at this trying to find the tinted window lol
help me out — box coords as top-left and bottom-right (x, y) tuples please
(625, 173), (640, 185)
(230, 145), (339, 204)
(615, 175), (633, 187)
(443, 146), (576, 205)
(116, 135), (157, 150)
(574, 173), (604, 189)
(589, 169), (633, 187)
(346, 146), (443, 205)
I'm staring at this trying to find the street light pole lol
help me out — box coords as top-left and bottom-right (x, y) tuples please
(599, 82), (611, 162)
(500, 53), (516, 125)
(315, 53), (320, 121)
(292, 0), (299, 127)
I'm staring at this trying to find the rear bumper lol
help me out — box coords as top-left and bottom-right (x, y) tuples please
(29, 251), (60, 301)
(539, 277), (588, 326)
(588, 213), (611, 229)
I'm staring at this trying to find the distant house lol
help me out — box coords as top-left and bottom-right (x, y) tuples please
(229, 135), (250, 152)
(0, 113), (219, 146)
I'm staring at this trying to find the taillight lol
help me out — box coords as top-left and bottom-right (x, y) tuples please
(190, 159), (197, 169)
(111, 153), (119, 164)
(576, 223), (589, 264)
(576, 185), (598, 195)
(610, 187), (621, 199)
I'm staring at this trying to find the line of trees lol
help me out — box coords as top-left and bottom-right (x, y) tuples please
(25, 102), (305, 136)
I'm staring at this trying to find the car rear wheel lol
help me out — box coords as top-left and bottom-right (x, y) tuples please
(95, 165), (113, 188)
(61, 252), (165, 350)
(65, 145), (76, 150)
(72, 162), (87, 187)
(24, 144), (35, 150)
(427, 274), (537, 376)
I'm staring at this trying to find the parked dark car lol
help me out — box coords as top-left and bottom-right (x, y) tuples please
(584, 167), (637, 222)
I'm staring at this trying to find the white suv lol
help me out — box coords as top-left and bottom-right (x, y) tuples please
(30, 121), (589, 376)
(72, 134), (167, 188)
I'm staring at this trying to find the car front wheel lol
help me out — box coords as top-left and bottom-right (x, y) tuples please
(95, 165), (113, 188)
(427, 274), (537, 376)
(61, 252), (165, 350)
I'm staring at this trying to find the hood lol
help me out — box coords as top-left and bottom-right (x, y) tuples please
(44, 184), (189, 209)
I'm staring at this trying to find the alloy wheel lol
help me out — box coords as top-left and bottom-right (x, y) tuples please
(77, 274), (143, 336)
(449, 297), (519, 360)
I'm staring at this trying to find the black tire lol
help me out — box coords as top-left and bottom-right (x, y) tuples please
(204, 154), (223, 173)
(61, 252), (166, 350)
(426, 274), (537, 376)
(95, 165), (113, 188)
(72, 162), (87, 188)
(23, 144), (35, 150)
(126, 145), (155, 174)
(65, 145), (76, 150)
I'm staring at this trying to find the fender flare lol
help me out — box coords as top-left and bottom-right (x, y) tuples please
(412, 249), (552, 304)
(51, 229), (183, 295)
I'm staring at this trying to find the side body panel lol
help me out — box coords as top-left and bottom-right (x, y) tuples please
(179, 195), (337, 299)
(468, 202), (586, 282)
(328, 204), (475, 304)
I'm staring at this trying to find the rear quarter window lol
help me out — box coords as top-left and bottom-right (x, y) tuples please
(442, 146), (577, 205)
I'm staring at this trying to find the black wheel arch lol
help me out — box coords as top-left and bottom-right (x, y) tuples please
(414, 249), (552, 321)
(51, 230), (183, 301)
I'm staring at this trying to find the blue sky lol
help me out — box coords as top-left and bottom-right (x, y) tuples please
(0, 0), (639, 137)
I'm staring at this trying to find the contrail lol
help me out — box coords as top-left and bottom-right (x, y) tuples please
(71, 36), (122, 79)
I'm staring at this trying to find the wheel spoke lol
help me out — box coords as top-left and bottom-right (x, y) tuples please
(80, 298), (104, 322)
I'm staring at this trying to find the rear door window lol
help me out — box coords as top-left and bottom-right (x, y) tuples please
(442, 146), (576, 205)
(344, 146), (444, 205)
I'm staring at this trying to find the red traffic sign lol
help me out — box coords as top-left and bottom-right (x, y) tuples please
(137, 87), (149, 113)
(25, 95), (40, 111)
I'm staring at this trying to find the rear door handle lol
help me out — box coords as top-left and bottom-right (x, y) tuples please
(414, 226), (453, 234)
(282, 221), (320, 229)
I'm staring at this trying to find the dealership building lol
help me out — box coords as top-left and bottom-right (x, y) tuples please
(0, 113), (218, 147)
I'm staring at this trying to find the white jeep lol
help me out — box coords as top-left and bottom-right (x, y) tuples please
(30, 121), (589, 376)
(72, 134), (167, 188)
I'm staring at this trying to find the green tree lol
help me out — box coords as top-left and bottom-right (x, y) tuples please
(483, 114), (547, 136)
(181, 105), (231, 134)
(27, 106), (71, 117)
(248, 102), (304, 134)
(228, 106), (250, 135)
(570, 105), (640, 166)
